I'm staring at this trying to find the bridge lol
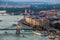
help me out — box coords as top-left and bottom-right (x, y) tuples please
(0, 28), (41, 30)
(0, 28), (41, 35)
(0, 19), (41, 34)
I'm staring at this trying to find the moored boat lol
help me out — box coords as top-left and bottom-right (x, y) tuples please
(33, 31), (48, 36)
(48, 33), (55, 39)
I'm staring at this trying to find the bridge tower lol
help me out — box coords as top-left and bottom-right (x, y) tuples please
(16, 24), (20, 35)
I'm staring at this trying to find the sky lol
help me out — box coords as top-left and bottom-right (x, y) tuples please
(2, 0), (60, 4)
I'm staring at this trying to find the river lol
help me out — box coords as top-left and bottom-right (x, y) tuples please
(0, 15), (50, 40)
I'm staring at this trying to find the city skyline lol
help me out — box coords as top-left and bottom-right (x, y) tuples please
(2, 0), (60, 4)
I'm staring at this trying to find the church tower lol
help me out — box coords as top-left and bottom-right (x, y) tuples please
(24, 9), (28, 19)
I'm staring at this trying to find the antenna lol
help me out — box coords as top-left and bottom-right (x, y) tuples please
(54, 1), (56, 16)
(6, 0), (8, 8)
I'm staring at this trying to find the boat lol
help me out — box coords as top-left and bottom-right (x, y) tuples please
(55, 35), (60, 40)
(12, 22), (18, 26)
(33, 31), (48, 36)
(0, 20), (2, 22)
(48, 33), (55, 39)
(33, 31), (41, 35)
(48, 35), (55, 39)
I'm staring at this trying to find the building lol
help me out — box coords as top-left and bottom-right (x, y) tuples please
(24, 10), (49, 28)
(48, 16), (60, 24)
(25, 15), (49, 28)
(0, 10), (7, 15)
(0, 10), (6, 14)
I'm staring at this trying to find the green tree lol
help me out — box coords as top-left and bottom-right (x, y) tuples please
(50, 23), (60, 30)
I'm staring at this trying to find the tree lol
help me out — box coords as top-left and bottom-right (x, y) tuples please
(50, 23), (60, 30)
(53, 23), (60, 30)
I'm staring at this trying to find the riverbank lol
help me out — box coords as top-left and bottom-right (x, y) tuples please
(18, 19), (60, 40)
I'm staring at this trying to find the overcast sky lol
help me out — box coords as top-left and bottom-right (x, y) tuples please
(2, 0), (60, 4)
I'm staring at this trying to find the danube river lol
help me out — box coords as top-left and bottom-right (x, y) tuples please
(0, 15), (50, 40)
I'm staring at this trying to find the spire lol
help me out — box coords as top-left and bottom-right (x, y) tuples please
(25, 9), (27, 14)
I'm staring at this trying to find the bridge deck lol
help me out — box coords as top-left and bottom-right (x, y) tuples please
(0, 28), (41, 30)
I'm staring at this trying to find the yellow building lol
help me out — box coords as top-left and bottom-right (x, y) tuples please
(25, 16), (48, 28)
(25, 16), (40, 25)
(24, 9), (49, 28)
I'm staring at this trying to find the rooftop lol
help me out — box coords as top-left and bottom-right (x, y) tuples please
(27, 13), (45, 21)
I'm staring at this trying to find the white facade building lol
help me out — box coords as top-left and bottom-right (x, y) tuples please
(0, 10), (7, 16)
